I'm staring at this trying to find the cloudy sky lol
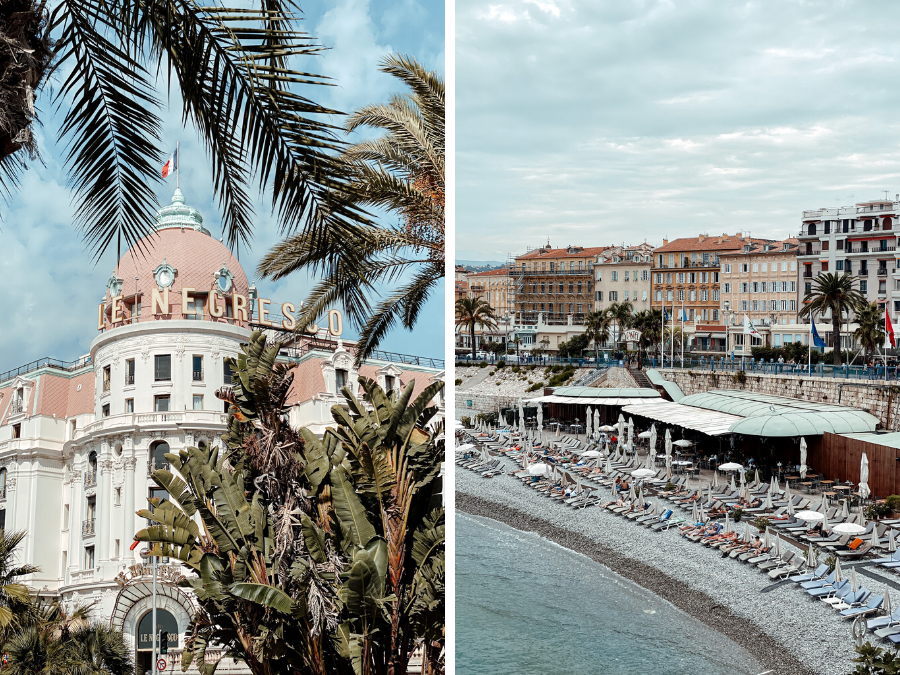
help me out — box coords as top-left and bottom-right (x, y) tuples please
(1, 0), (443, 369)
(456, 0), (900, 262)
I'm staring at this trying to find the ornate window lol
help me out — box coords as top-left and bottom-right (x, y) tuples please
(153, 260), (177, 289)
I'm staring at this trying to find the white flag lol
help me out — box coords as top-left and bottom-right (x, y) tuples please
(743, 314), (761, 338)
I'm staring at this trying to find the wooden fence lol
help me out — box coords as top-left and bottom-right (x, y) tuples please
(816, 433), (900, 499)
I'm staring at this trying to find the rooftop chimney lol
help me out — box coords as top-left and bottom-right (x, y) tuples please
(698, 234), (706, 242)
(662, 238), (668, 246)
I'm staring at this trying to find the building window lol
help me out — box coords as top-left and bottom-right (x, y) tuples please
(655, 290), (662, 301)
(154, 395), (170, 412)
(861, 281), (868, 293)
(154, 354), (172, 381)
(115, 487), (121, 507)
(125, 398), (134, 413)
(713, 310), (719, 321)
(790, 300), (797, 311)
(84, 546), (95, 570)
(597, 291), (603, 301)
(125, 358), (135, 385)
(623, 291), (629, 301)
(192, 355), (203, 382)
(611, 271), (618, 281)
(102, 404), (110, 418)
(609, 291), (618, 301)
(190, 394), (203, 411)
(724, 264), (731, 273)
(335, 369), (348, 391)
(642, 291), (648, 301)
(103, 366), (111, 393)
(677, 290), (684, 302)
(724, 283), (731, 293)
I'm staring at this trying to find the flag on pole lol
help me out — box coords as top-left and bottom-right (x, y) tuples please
(810, 315), (826, 348)
(663, 307), (669, 322)
(162, 148), (178, 178)
(743, 314), (761, 338)
(887, 308), (896, 349)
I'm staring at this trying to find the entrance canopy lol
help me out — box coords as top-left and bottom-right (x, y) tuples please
(622, 401), (741, 436)
(526, 387), (660, 407)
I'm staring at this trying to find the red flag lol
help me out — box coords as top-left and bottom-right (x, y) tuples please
(887, 308), (896, 348)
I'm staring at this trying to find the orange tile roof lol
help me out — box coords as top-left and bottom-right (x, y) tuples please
(516, 246), (612, 260)
(653, 234), (771, 253)
(468, 268), (511, 277)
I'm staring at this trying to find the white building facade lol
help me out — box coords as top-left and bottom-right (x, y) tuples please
(0, 190), (443, 674)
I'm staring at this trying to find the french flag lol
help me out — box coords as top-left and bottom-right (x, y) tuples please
(162, 148), (178, 178)
(887, 308), (896, 349)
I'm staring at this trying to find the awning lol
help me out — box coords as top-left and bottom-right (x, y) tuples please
(527, 395), (660, 406)
(621, 401), (741, 436)
(710, 332), (727, 338)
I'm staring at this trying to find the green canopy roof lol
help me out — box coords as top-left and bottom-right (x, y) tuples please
(837, 432), (900, 450)
(728, 410), (880, 437)
(551, 387), (660, 399)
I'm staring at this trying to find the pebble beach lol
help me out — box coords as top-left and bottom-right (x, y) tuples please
(456, 459), (900, 675)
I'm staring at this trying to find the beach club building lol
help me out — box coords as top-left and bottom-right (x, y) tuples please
(0, 190), (443, 673)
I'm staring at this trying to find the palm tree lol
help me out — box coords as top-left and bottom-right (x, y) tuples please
(583, 309), (611, 361)
(0, 530), (39, 631)
(1, 0), (370, 261)
(854, 301), (886, 364)
(456, 297), (498, 359)
(632, 308), (662, 365)
(607, 301), (633, 351)
(259, 55), (444, 364)
(800, 273), (865, 365)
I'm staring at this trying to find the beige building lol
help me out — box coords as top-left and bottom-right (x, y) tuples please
(467, 267), (514, 320)
(514, 245), (606, 325)
(593, 244), (654, 315)
(720, 238), (801, 353)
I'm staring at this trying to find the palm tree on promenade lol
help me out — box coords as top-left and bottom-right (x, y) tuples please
(456, 297), (498, 359)
(259, 55), (444, 363)
(1, 0), (369, 260)
(632, 308), (662, 365)
(854, 301), (886, 364)
(0, 530), (38, 632)
(583, 309), (611, 362)
(607, 301), (633, 351)
(800, 273), (865, 365)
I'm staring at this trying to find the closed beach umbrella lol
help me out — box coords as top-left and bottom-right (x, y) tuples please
(649, 423), (657, 458)
(556, 423), (561, 439)
(851, 566), (859, 593)
(787, 499), (795, 516)
(627, 417), (634, 452)
(700, 505), (707, 522)
(822, 510), (829, 532)
(886, 591), (895, 618)
(739, 470), (746, 488)
(774, 533), (782, 558)
(841, 499), (850, 520)
(724, 511), (731, 533)
(764, 490), (773, 511)
(617, 414), (625, 448)
(799, 437), (808, 480)
(753, 468), (760, 486)
(730, 474), (737, 492)
(773, 476), (781, 494)
(806, 545), (816, 568)
(594, 409), (600, 436)
(713, 470), (719, 488)
(586, 406), (592, 439)
(665, 453), (672, 481)
(605, 457), (613, 474)
(859, 453), (871, 501)
(744, 522), (752, 543)
(707, 484), (713, 504)
(890, 529), (897, 553)
(645, 452), (654, 470)
(764, 528), (771, 549)
(834, 557), (843, 584)
(785, 481), (792, 502)
(692, 501), (699, 522)
(629, 483), (637, 502)
(537, 405), (543, 431)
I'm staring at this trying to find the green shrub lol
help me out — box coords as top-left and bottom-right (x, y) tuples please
(496, 359), (506, 368)
(732, 507), (743, 522)
(753, 517), (770, 533)
(886, 495), (900, 513)
(526, 382), (542, 392)
(460, 416), (471, 427)
(663, 482), (676, 491)
(866, 502), (892, 520)
(455, 378), (462, 386)
(478, 361), (488, 368)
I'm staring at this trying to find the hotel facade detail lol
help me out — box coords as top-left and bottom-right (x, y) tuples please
(0, 190), (443, 672)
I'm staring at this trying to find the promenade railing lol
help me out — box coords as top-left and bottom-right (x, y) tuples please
(648, 356), (900, 381)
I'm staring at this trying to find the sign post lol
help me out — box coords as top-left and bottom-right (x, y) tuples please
(156, 658), (167, 672)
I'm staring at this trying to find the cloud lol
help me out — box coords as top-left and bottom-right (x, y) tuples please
(456, 0), (900, 261)
(1, 0), (444, 368)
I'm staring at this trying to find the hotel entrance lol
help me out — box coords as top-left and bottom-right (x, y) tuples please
(135, 608), (179, 675)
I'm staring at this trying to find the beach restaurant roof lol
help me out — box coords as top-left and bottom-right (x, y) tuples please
(525, 387), (660, 407)
(622, 389), (879, 438)
(645, 369), (685, 401)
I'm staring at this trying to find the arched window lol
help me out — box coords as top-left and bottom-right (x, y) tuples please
(198, 440), (208, 450)
(150, 441), (170, 471)
(884, 217), (893, 231)
(864, 219), (873, 232)
(137, 608), (179, 651)
(808, 223), (816, 235)
(88, 451), (97, 476)
(0, 468), (6, 498)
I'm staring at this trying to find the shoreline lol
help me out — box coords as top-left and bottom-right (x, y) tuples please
(457, 493), (817, 675)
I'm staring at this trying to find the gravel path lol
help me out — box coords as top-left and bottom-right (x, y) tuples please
(456, 461), (889, 675)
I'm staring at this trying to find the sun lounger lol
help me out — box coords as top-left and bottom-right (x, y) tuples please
(801, 571), (836, 590)
(832, 589), (872, 612)
(868, 608), (900, 631)
(791, 563), (829, 583)
(808, 579), (850, 599)
(841, 594), (883, 618)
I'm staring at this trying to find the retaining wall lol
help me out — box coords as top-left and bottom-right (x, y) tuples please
(658, 368), (900, 430)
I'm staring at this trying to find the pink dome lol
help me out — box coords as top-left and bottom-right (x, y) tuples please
(102, 200), (251, 326)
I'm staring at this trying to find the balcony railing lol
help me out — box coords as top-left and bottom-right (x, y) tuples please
(879, 269), (889, 276)
(0, 486), (6, 500)
(9, 401), (24, 415)
(82, 519), (95, 537)
(520, 269), (591, 276)
(125, 373), (135, 385)
(859, 269), (869, 277)
(84, 470), (96, 487)
(192, 369), (203, 382)
(148, 461), (170, 477)
(798, 250), (821, 257)
(102, 380), (110, 393)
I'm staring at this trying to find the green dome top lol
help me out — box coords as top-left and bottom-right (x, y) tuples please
(153, 189), (209, 235)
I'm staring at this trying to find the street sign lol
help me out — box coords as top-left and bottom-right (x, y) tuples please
(156, 658), (167, 671)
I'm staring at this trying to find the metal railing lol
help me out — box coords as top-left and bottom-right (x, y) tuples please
(103, 380), (110, 393)
(82, 519), (95, 536)
(125, 373), (135, 385)
(652, 356), (900, 380)
(9, 400), (23, 415)
(520, 269), (591, 276)
(84, 470), (96, 487)
(193, 369), (203, 381)
(0, 356), (92, 385)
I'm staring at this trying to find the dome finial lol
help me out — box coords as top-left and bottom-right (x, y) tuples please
(172, 188), (185, 205)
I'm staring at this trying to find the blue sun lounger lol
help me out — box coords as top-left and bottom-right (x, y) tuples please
(841, 594), (883, 618)
(800, 571), (836, 590)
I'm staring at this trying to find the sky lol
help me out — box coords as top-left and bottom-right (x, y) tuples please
(456, 0), (900, 262)
(0, 0), (444, 369)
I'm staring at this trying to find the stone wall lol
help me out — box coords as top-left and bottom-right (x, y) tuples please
(659, 368), (900, 430)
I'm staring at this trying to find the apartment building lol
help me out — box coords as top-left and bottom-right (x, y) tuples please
(720, 238), (800, 354)
(651, 234), (769, 353)
(467, 267), (515, 320)
(798, 199), (900, 348)
(593, 245), (654, 315)
(514, 245), (606, 325)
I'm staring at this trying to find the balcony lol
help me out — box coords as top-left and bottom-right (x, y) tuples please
(102, 380), (110, 393)
(125, 374), (135, 385)
(192, 369), (204, 382)
(0, 486), (5, 500)
(84, 470), (96, 487)
(82, 518), (95, 537)
(78, 410), (229, 439)
(859, 269), (869, 277)
(148, 461), (171, 477)
(803, 272), (813, 279)
(520, 269), (591, 276)
(9, 400), (24, 416)
(847, 246), (896, 254)
(879, 269), (889, 277)
(798, 249), (821, 257)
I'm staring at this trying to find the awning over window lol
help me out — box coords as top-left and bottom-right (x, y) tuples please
(621, 401), (741, 436)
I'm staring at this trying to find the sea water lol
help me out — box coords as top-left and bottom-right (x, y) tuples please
(457, 513), (766, 675)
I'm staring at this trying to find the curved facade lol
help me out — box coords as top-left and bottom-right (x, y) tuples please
(0, 190), (444, 674)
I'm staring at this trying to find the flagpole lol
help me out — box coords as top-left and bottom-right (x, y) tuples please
(671, 298), (675, 365)
(660, 303), (664, 369)
(681, 301), (685, 365)
(176, 141), (180, 189)
(808, 313), (812, 376)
